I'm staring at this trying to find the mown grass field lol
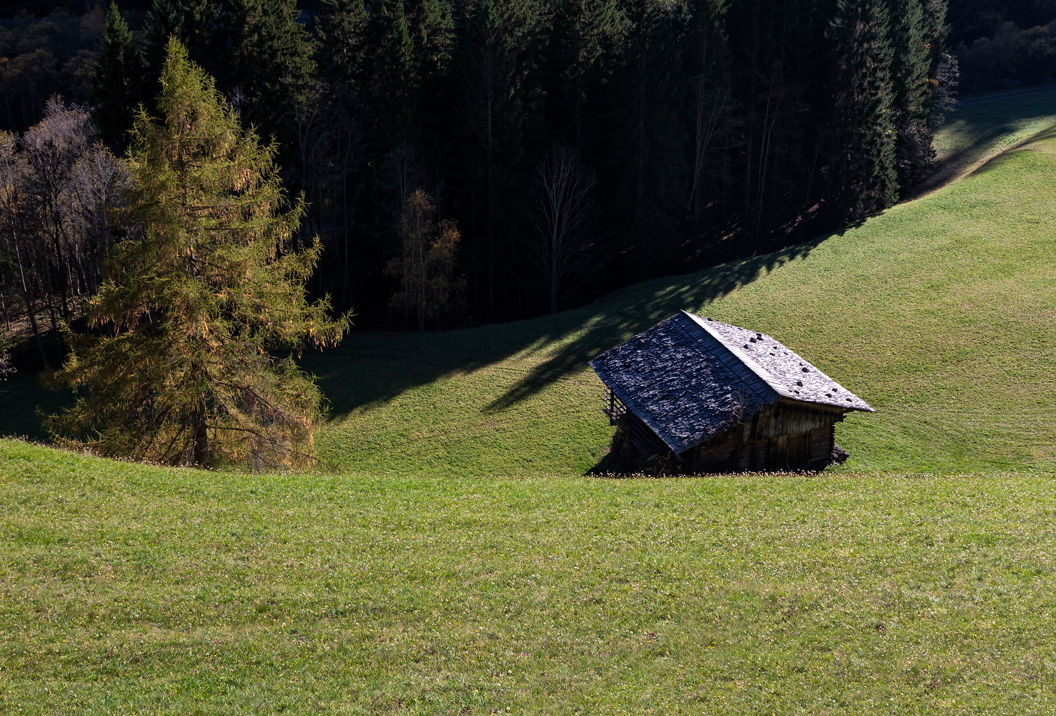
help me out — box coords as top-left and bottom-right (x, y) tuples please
(923, 89), (1056, 194)
(3, 93), (1056, 714)
(3, 440), (1056, 714)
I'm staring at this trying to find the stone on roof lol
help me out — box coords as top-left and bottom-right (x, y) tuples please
(589, 311), (873, 454)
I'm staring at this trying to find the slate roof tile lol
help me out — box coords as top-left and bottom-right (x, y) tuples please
(589, 311), (874, 454)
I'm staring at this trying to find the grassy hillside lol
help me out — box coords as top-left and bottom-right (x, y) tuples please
(305, 94), (1056, 476)
(922, 89), (1056, 195)
(4, 92), (1056, 476)
(3, 440), (1056, 714)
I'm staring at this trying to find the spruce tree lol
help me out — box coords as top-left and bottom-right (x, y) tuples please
(922, 0), (951, 118)
(828, 0), (898, 220)
(230, 0), (316, 144)
(684, 0), (729, 221)
(889, 0), (933, 187)
(547, 0), (628, 147)
(93, 2), (145, 149)
(48, 40), (348, 468)
(373, 0), (416, 141)
(317, 0), (370, 101)
(315, 0), (370, 309)
(365, 0), (455, 152)
(458, 0), (545, 314)
(143, 0), (228, 85)
(609, 0), (688, 274)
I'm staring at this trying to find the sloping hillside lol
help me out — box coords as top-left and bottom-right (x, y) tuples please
(308, 102), (1056, 476)
(3, 93), (1056, 476)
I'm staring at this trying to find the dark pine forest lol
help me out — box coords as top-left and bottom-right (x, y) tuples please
(0, 0), (1049, 337)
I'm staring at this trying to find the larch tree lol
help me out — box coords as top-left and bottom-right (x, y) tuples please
(47, 39), (348, 469)
(386, 188), (461, 330)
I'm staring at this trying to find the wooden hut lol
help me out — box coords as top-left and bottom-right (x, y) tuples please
(589, 311), (874, 474)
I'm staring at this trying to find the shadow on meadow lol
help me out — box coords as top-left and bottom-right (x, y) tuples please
(966, 124), (1056, 177)
(1, 232), (827, 440)
(0, 238), (815, 441)
(911, 95), (1056, 197)
(306, 236), (826, 422)
(0, 373), (68, 442)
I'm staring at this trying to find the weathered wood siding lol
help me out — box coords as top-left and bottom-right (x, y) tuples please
(687, 400), (842, 473)
(611, 397), (846, 474)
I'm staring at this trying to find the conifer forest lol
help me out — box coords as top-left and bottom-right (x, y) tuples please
(0, 0), (1049, 338)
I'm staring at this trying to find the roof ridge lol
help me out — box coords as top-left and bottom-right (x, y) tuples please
(680, 311), (874, 412)
(679, 311), (793, 400)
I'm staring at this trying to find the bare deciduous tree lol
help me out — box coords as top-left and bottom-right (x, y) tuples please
(22, 98), (96, 318)
(62, 140), (130, 295)
(530, 145), (600, 315)
(0, 98), (128, 365)
(0, 129), (49, 365)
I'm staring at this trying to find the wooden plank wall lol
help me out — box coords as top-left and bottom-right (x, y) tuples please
(689, 401), (841, 473)
(610, 398), (845, 474)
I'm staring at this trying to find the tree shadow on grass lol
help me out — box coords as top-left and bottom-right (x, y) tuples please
(480, 236), (827, 415)
(304, 237), (828, 423)
(0, 372), (70, 442)
(3, 237), (828, 440)
(912, 108), (1056, 198)
(963, 124), (1056, 178)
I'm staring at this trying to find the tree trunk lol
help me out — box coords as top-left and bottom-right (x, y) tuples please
(417, 226), (426, 332)
(12, 234), (48, 367)
(193, 406), (209, 466)
(486, 89), (495, 317)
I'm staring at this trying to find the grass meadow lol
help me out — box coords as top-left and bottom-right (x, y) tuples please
(3, 440), (1056, 714)
(3, 91), (1056, 713)
(298, 91), (1056, 477)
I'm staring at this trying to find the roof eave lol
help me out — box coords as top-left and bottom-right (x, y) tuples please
(589, 360), (689, 453)
(776, 395), (876, 413)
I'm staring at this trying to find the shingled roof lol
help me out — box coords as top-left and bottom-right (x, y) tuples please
(589, 311), (873, 454)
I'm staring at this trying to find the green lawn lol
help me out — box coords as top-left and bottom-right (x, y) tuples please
(3, 440), (1055, 714)
(923, 89), (1056, 194)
